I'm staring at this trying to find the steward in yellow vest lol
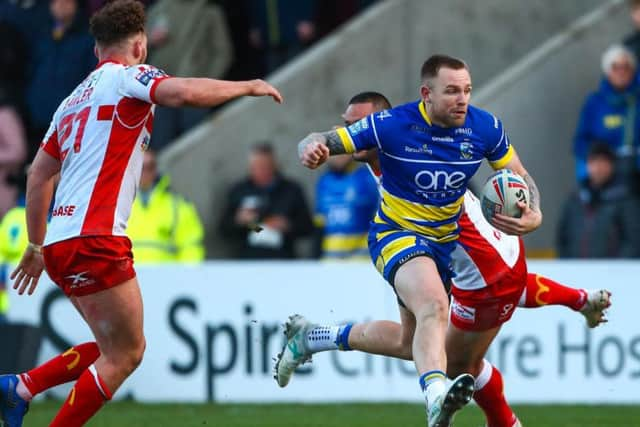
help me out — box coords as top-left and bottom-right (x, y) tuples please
(0, 197), (28, 321)
(128, 150), (205, 263)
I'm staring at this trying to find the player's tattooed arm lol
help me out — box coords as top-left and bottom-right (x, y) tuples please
(322, 130), (347, 155)
(297, 131), (346, 156)
(523, 173), (541, 213)
(298, 130), (346, 169)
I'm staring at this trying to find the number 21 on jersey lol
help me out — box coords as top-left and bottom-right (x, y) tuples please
(58, 105), (114, 160)
(59, 106), (90, 160)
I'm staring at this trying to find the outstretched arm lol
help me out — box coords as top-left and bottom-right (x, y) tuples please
(154, 78), (283, 108)
(491, 149), (543, 235)
(298, 130), (346, 169)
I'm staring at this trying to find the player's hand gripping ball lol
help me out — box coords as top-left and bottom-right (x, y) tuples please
(480, 169), (529, 221)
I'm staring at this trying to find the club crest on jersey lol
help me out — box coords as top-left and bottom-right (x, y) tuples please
(460, 142), (473, 160)
(135, 66), (167, 86)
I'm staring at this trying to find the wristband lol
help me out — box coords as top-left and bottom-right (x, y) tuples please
(28, 242), (43, 254)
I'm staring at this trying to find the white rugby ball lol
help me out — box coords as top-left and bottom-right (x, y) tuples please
(480, 169), (529, 221)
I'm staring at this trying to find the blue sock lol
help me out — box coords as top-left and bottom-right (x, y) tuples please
(419, 370), (446, 392)
(335, 323), (353, 351)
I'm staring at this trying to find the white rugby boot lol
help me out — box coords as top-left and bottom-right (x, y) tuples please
(427, 373), (475, 427)
(580, 289), (611, 328)
(274, 314), (315, 387)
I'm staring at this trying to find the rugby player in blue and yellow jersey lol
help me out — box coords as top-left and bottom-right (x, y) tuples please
(295, 55), (542, 427)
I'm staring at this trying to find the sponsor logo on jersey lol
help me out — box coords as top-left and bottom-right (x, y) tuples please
(418, 238), (430, 247)
(404, 144), (432, 154)
(431, 136), (454, 143)
(414, 170), (466, 191)
(348, 118), (369, 136)
(52, 205), (77, 217)
(451, 299), (475, 323)
(65, 271), (96, 288)
(135, 66), (168, 86)
(455, 128), (473, 135)
(460, 142), (473, 160)
(410, 124), (429, 134)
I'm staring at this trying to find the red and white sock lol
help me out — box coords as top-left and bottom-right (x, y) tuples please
(474, 359), (517, 427)
(17, 342), (100, 400)
(49, 364), (113, 427)
(519, 273), (587, 311)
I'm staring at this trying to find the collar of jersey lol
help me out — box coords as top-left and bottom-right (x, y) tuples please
(418, 101), (433, 126)
(95, 59), (124, 69)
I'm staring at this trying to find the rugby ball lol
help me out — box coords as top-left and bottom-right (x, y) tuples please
(480, 169), (529, 221)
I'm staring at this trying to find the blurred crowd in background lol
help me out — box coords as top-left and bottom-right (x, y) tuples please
(1, 0), (640, 322)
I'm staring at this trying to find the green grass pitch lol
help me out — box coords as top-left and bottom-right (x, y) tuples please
(25, 402), (640, 426)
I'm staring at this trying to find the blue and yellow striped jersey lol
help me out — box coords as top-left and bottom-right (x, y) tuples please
(336, 100), (513, 242)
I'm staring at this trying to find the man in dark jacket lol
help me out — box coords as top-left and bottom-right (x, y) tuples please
(218, 142), (313, 258)
(558, 143), (640, 258)
(25, 0), (96, 147)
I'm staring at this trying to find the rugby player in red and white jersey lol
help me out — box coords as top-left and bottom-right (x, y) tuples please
(275, 92), (610, 427)
(0, 1), (282, 426)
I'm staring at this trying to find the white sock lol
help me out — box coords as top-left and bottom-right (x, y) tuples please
(475, 359), (493, 390)
(16, 374), (33, 401)
(517, 288), (527, 307)
(305, 325), (340, 353)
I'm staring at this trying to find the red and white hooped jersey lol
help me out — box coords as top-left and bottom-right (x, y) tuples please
(41, 60), (171, 246)
(451, 190), (525, 291)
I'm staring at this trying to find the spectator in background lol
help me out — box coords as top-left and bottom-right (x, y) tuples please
(573, 44), (640, 194)
(312, 90), (389, 259)
(249, 0), (316, 74)
(147, 0), (233, 151)
(0, 105), (28, 218)
(558, 143), (640, 258)
(218, 142), (313, 259)
(25, 0), (96, 152)
(0, 0), (50, 38)
(623, 0), (640, 60)
(214, 0), (264, 80)
(313, 153), (379, 259)
(127, 150), (205, 263)
(0, 167), (29, 324)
